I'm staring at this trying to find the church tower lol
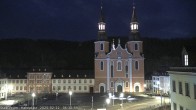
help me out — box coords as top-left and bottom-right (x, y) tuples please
(126, 5), (145, 92)
(94, 1), (109, 93)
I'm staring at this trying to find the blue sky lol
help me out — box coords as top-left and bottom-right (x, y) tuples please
(0, 0), (196, 41)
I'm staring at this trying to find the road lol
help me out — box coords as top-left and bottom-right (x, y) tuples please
(0, 93), (170, 110)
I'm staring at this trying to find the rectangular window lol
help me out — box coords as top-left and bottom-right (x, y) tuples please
(194, 84), (196, 99)
(20, 86), (22, 90)
(179, 82), (183, 94)
(180, 106), (183, 110)
(185, 83), (190, 97)
(16, 86), (19, 90)
(20, 80), (23, 84)
(134, 43), (138, 50)
(79, 80), (81, 83)
(74, 80), (76, 83)
(53, 86), (56, 90)
(84, 86), (87, 90)
(89, 80), (92, 83)
(100, 43), (104, 50)
(58, 86), (61, 91)
(84, 79), (86, 83)
(63, 79), (66, 83)
(53, 80), (56, 83)
(63, 86), (66, 90)
(173, 103), (177, 110)
(100, 61), (104, 70)
(16, 80), (19, 83)
(74, 86), (76, 90)
(172, 80), (176, 92)
(58, 80), (61, 83)
(68, 80), (71, 83)
(135, 61), (139, 70)
(79, 86), (81, 90)
(24, 86), (27, 90)
(111, 65), (114, 77)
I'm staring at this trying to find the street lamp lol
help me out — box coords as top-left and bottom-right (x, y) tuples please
(106, 98), (110, 109)
(120, 93), (124, 108)
(32, 93), (36, 107)
(160, 88), (162, 106)
(69, 91), (72, 106)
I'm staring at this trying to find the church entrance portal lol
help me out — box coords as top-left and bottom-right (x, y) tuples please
(100, 86), (104, 93)
(117, 85), (122, 93)
(135, 86), (139, 92)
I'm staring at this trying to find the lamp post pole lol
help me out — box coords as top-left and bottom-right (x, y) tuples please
(69, 91), (72, 106)
(120, 93), (124, 108)
(91, 96), (93, 110)
(32, 93), (36, 108)
(113, 89), (114, 106)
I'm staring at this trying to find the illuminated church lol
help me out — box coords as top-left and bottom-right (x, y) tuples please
(94, 3), (145, 93)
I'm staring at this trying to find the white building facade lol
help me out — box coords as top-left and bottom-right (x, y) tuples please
(152, 73), (170, 94)
(168, 67), (196, 110)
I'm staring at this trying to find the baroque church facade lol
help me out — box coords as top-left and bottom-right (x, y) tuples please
(94, 4), (145, 93)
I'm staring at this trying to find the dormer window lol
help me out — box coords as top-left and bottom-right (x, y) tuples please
(184, 55), (188, 66)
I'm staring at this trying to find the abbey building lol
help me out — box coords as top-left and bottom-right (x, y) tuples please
(0, 4), (144, 98)
(94, 4), (145, 93)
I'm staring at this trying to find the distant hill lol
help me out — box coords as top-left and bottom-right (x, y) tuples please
(0, 37), (195, 74)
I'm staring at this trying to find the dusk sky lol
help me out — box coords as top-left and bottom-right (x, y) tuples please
(0, 0), (196, 41)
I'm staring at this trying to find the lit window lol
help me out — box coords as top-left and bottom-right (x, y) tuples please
(126, 82), (129, 87)
(184, 55), (188, 66)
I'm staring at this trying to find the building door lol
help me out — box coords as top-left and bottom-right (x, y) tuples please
(117, 85), (122, 93)
(100, 86), (104, 93)
(135, 86), (139, 92)
(90, 87), (93, 93)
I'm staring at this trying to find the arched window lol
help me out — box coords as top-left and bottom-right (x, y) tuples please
(135, 43), (138, 50)
(100, 43), (104, 50)
(135, 61), (139, 70)
(100, 61), (104, 70)
(126, 82), (129, 87)
(117, 61), (122, 71)
(184, 55), (188, 66)
(125, 65), (128, 78)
